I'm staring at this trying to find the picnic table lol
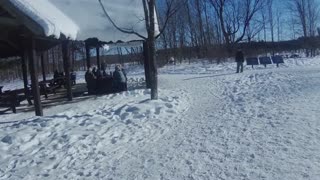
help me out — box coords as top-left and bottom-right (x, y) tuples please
(39, 79), (61, 98)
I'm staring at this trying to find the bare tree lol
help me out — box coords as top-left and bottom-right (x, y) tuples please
(276, 9), (283, 42)
(99, 0), (185, 99)
(267, 0), (274, 43)
(209, 0), (265, 51)
(288, 0), (320, 56)
(245, 18), (264, 42)
(260, 6), (267, 42)
(288, 0), (319, 37)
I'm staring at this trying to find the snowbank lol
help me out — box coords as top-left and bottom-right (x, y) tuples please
(0, 89), (189, 179)
(1, 56), (320, 179)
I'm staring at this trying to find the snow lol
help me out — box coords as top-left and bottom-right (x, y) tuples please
(9, 0), (159, 41)
(9, 0), (79, 40)
(1, 57), (320, 179)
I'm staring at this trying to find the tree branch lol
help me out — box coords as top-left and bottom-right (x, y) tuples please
(156, 0), (188, 39)
(98, 0), (147, 40)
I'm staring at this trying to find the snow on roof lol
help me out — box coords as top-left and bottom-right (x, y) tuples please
(9, 0), (159, 42)
(9, 0), (79, 40)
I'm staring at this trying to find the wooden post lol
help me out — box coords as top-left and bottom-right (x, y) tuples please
(21, 50), (33, 105)
(96, 46), (101, 69)
(72, 42), (76, 71)
(28, 37), (43, 116)
(62, 40), (72, 101)
(40, 52), (46, 82)
(51, 48), (56, 71)
(85, 42), (91, 69)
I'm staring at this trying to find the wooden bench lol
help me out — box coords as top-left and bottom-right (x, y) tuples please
(246, 57), (259, 68)
(52, 76), (66, 87)
(0, 92), (20, 113)
(271, 55), (284, 67)
(259, 56), (272, 68)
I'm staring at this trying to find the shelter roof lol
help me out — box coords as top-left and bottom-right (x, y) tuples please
(9, 0), (159, 42)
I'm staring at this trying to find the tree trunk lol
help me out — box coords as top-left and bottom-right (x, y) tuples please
(148, 0), (158, 100)
(96, 46), (101, 69)
(143, 41), (151, 89)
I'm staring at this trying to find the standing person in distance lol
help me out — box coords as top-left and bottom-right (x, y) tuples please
(112, 64), (127, 92)
(235, 49), (245, 73)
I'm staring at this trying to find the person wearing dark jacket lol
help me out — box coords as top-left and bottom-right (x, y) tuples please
(85, 67), (97, 94)
(235, 49), (244, 73)
(112, 65), (127, 92)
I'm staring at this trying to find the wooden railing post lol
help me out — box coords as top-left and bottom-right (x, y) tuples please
(27, 37), (43, 116)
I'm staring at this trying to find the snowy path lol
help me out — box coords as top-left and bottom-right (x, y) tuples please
(1, 66), (320, 179)
(106, 68), (320, 179)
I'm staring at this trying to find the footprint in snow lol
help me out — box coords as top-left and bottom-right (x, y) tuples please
(165, 103), (173, 108)
(155, 107), (161, 115)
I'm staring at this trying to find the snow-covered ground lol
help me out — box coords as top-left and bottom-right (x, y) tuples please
(1, 57), (320, 179)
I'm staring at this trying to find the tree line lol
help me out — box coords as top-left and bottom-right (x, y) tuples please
(156, 0), (320, 59)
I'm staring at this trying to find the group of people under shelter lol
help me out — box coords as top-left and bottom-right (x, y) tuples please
(85, 64), (127, 95)
(53, 70), (76, 87)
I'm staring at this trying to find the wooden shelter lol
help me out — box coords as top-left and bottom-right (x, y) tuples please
(0, 0), (158, 116)
(0, 1), (74, 116)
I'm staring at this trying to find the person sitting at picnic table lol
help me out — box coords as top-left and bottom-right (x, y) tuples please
(92, 67), (99, 77)
(53, 70), (64, 87)
(112, 64), (127, 92)
(85, 67), (97, 94)
(54, 70), (59, 79)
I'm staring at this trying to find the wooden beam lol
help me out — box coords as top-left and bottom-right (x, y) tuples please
(62, 40), (72, 101)
(19, 34), (60, 43)
(27, 37), (43, 116)
(0, 16), (19, 26)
